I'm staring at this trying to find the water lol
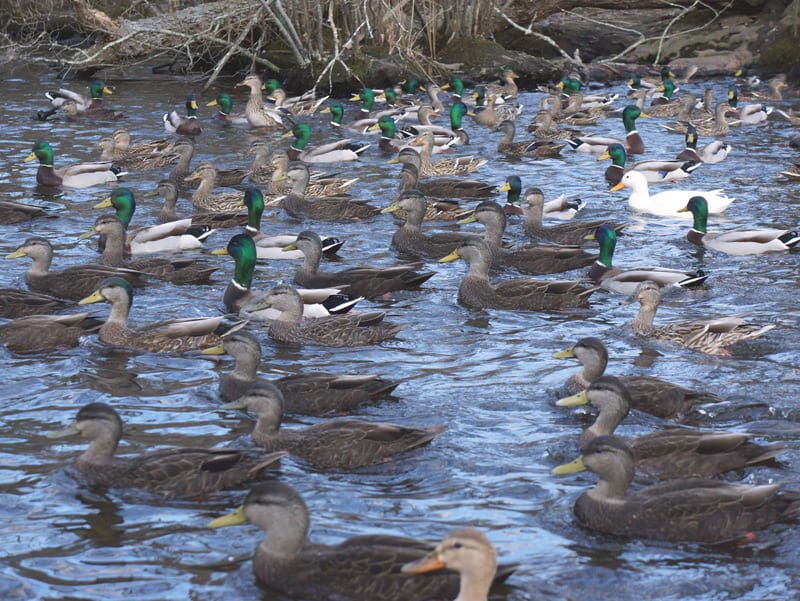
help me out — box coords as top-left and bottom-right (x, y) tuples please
(1, 62), (799, 600)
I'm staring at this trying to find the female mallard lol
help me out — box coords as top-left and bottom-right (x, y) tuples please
(553, 337), (721, 418)
(202, 330), (399, 414)
(521, 188), (626, 246)
(208, 481), (512, 600)
(0, 288), (70, 318)
(610, 170), (734, 217)
(598, 142), (699, 186)
(235, 74), (284, 128)
(282, 123), (370, 163)
(280, 164), (381, 221)
(151, 180), (247, 229)
(268, 151), (358, 197)
(166, 137), (195, 188)
(268, 84), (328, 115)
(382, 190), (477, 259)
(469, 89), (522, 127)
(663, 101), (733, 136)
(566, 105), (650, 155)
(644, 79), (683, 117)
(552, 435), (799, 542)
(246, 139), (274, 185)
(97, 131), (175, 171)
(1, 312), (101, 353)
(398, 103), (469, 146)
(675, 124), (730, 164)
(413, 131), (487, 176)
(556, 376), (782, 480)
(45, 79), (112, 112)
(439, 238), (598, 311)
(500, 175), (585, 220)
(49, 402), (285, 498)
(585, 224), (706, 295)
(24, 141), (123, 188)
(212, 234), (359, 321)
(255, 284), (407, 347)
(163, 95), (202, 135)
(0, 199), (52, 224)
(741, 75), (787, 101)
(487, 69), (520, 99)
(222, 382), (446, 469)
(496, 120), (564, 157)
(6, 236), (145, 300)
(206, 92), (249, 125)
(526, 109), (572, 142)
(84, 214), (218, 285)
(184, 163), (246, 213)
(393, 164), (470, 221)
(78, 277), (245, 353)
(630, 280), (775, 356)
(285, 230), (435, 298)
(393, 148), (494, 201)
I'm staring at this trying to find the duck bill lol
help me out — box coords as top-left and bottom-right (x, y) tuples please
(282, 243), (298, 252)
(597, 150), (610, 161)
(609, 182), (625, 192)
(556, 390), (588, 407)
(5, 248), (26, 259)
(46, 422), (81, 439)
(438, 250), (461, 263)
(552, 347), (576, 359)
(208, 505), (246, 529)
(184, 173), (202, 182)
(201, 343), (226, 355)
(677, 205), (689, 213)
(456, 213), (477, 225)
(498, 182), (511, 192)
(401, 553), (446, 574)
(102, 86), (113, 95)
(206, 99), (218, 107)
(349, 94), (361, 102)
(380, 203), (400, 214)
(211, 248), (228, 255)
(78, 290), (105, 305)
(583, 232), (596, 241)
(552, 455), (587, 475)
(94, 197), (113, 209)
(77, 227), (98, 240)
(220, 399), (246, 410)
(24, 152), (36, 162)
(280, 131), (294, 139)
(639, 111), (651, 119)
(387, 156), (400, 164)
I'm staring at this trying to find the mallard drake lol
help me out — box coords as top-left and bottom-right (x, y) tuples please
(630, 280), (775, 356)
(1, 312), (101, 353)
(496, 120), (564, 157)
(598, 142), (700, 186)
(222, 382), (445, 469)
(285, 230), (435, 298)
(566, 105), (650, 155)
(78, 277), (246, 352)
(85, 214), (218, 285)
(413, 131), (487, 176)
(212, 234), (359, 321)
(24, 141), (124, 188)
(184, 163), (246, 213)
(268, 151), (358, 197)
(393, 148), (494, 201)
(235, 74), (284, 128)
(350, 87), (402, 119)
(45, 79), (112, 112)
(163, 95), (202, 136)
(553, 337), (721, 418)
(0, 199), (53, 224)
(49, 402), (285, 498)
(202, 330), (398, 414)
(610, 170), (734, 218)
(521, 189), (626, 246)
(369, 115), (415, 153)
(151, 180), (247, 229)
(93, 187), (214, 253)
(382, 190), (477, 259)
(401, 528), (499, 601)
(675, 123), (730, 164)
(644, 80), (683, 117)
(459, 201), (596, 275)
(254, 284), (407, 347)
(679, 196), (799, 255)
(727, 84), (772, 125)
(557, 376), (782, 480)
(663, 101), (733, 136)
(282, 123), (370, 163)
(401, 102), (468, 146)
(321, 102), (379, 135)
(0, 288), (70, 318)
(280, 164), (381, 221)
(6, 236), (145, 300)
(500, 175), (585, 220)
(208, 481), (513, 600)
(552, 435), (800, 542)
(206, 92), (249, 125)
(439, 238), (598, 311)
(585, 224), (706, 295)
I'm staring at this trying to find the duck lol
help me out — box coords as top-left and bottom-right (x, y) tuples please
(675, 123), (730, 164)
(93, 187), (214, 253)
(245, 139), (275, 185)
(630, 280), (775, 356)
(78, 277), (246, 352)
(206, 92), (249, 125)
(552, 435), (800, 542)
(279, 164), (381, 221)
(235, 74), (284, 128)
(350, 87), (401, 119)
(584, 224), (706, 295)
(487, 69), (520, 99)
(165, 137), (196, 188)
(1, 312), (102, 353)
(401, 528), (499, 601)
(321, 102), (382, 135)
(208, 481), (513, 600)
(679, 196), (800, 255)
(553, 336), (721, 419)
(282, 123), (370, 163)
(267, 84), (328, 115)
(556, 376), (783, 480)
(521, 189), (626, 246)
(24, 141), (124, 188)
(439, 238), (598, 311)
(0, 288), (71, 319)
(268, 151), (358, 197)
(610, 170), (734, 218)
(500, 175), (585, 220)
(392, 148), (495, 201)
(48, 402), (285, 498)
(469, 89), (522, 127)
(526, 109), (574, 142)
(460, 201), (596, 275)
(6, 236), (146, 300)
(150, 180), (246, 229)
(727, 84), (772, 125)
(211, 234), (360, 321)
(45, 79), (112, 112)
(285, 230), (435, 298)
(566, 105), (650, 155)
(391, 167), (471, 221)
(598, 142), (700, 186)
(663, 101), (733, 136)
(644, 79), (682, 117)
(369, 115), (415, 153)
(163, 95), (202, 135)
(97, 131), (175, 171)
(412, 131), (487, 176)
(382, 190), (477, 259)
(741, 75), (787, 101)
(84, 214), (219, 285)
(58, 98), (124, 121)
(253, 284), (407, 347)
(222, 382), (446, 469)
(496, 120), (564, 157)
(184, 163), (246, 213)
(202, 330), (399, 414)
(0, 199), (53, 224)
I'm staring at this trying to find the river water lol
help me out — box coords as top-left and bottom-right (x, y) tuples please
(1, 62), (799, 600)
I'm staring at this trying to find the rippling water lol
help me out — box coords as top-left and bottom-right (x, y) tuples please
(1, 62), (799, 600)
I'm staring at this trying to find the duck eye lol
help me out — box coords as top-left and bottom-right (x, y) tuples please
(452, 542), (462, 549)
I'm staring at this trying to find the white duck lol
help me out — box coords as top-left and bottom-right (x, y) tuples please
(611, 170), (734, 217)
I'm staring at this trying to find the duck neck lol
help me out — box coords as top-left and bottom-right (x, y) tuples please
(106, 296), (132, 330)
(100, 224), (128, 267)
(631, 302), (657, 334)
(232, 253), (255, 290)
(78, 432), (119, 466)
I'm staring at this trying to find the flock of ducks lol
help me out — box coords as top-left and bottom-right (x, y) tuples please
(3, 63), (800, 600)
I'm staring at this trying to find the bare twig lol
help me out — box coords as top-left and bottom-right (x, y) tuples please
(491, 2), (577, 64)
